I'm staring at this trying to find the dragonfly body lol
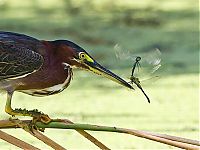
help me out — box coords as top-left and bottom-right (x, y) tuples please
(131, 56), (141, 77)
(129, 57), (150, 103)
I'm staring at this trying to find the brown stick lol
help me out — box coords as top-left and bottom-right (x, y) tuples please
(41, 120), (199, 149)
(121, 128), (199, 150)
(0, 119), (18, 129)
(35, 120), (200, 149)
(0, 130), (40, 150)
(14, 119), (66, 150)
(32, 129), (66, 150)
(60, 119), (110, 150)
(141, 130), (200, 146)
(0, 119), (199, 149)
(0, 119), (110, 150)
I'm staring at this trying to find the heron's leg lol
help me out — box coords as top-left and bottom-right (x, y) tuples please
(5, 91), (51, 124)
(5, 91), (14, 115)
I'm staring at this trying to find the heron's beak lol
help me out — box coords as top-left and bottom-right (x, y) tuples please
(85, 61), (134, 90)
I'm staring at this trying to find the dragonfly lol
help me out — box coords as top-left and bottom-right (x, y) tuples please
(114, 44), (162, 103)
(129, 56), (150, 103)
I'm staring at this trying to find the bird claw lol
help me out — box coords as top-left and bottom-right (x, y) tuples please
(13, 108), (52, 124)
(32, 113), (51, 124)
(29, 121), (45, 132)
(10, 118), (45, 133)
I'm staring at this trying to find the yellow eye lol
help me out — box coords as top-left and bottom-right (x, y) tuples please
(79, 52), (86, 60)
(78, 52), (94, 63)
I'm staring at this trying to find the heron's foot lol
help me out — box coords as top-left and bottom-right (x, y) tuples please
(8, 108), (51, 132)
(6, 108), (51, 124)
(29, 120), (46, 132)
(32, 112), (51, 125)
(15, 108), (52, 124)
(9, 118), (45, 132)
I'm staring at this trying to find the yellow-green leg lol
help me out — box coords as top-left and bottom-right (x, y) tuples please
(5, 91), (51, 124)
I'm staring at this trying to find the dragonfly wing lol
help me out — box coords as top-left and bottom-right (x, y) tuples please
(114, 44), (162, 78)
(114, 44), (132, 60)
(143, 48), (161, 66)
(151, 64), (161, 74)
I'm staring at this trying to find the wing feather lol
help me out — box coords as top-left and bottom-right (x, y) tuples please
(0, 32), (44, 79)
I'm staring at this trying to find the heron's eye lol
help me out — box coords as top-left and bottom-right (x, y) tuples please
(79, 52), (86, 60)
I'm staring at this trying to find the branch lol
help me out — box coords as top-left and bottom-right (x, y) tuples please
(141, 130), (200, 146)
(0, 130), (40, 150)
(13, 119), (66, 150)
(59, 119), (110, 150)
(0, 119), (199, 149)
(35, 121), (200, 149)
(0, 119), (110, 150)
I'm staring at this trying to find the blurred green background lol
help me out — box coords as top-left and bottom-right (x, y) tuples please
(0, 0), (199, 149)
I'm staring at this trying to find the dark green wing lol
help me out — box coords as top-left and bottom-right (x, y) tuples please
(0, 32), (44, 79)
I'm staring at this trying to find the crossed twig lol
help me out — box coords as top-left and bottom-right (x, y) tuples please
(0, 119), (199, 149)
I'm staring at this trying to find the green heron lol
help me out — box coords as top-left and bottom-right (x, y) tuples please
(0, 31), (134, 123)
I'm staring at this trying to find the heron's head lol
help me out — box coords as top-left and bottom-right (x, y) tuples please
(52, 40), (134, 90)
